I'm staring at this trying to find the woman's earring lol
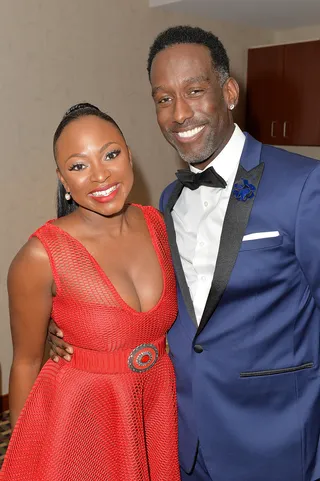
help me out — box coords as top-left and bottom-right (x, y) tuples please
(65, 192), (71, 201)
(229, 104), (235, 111)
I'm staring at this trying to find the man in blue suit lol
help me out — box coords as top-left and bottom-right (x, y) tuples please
(49, 26), (320, 481)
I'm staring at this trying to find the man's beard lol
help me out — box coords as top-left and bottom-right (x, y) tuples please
(164, 125), (217, 165)
(175, 138), (215, 166)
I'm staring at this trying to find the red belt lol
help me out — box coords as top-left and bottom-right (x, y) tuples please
(70, 336), (166, 374)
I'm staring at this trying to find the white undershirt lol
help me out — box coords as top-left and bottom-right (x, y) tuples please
(172, 124), (246, 324)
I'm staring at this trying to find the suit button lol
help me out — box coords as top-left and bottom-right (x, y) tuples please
(194, 344), (203, 354)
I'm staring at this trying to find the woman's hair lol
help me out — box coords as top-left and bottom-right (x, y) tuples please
(54, 102), (124, 218)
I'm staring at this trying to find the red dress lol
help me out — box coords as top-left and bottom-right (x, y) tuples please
(1, 205), (180, 481)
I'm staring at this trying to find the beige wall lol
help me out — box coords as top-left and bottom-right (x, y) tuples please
(274, 24), (320, 44)
(0, 0), (273, 394)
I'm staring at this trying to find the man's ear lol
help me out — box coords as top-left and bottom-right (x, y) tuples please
(223, 77), (240, 109)
(56, 168), (70, 193)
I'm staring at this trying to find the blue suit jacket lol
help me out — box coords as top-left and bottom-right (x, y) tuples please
(159, 134), (320, 481)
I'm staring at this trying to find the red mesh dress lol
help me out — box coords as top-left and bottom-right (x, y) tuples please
(1, 205), (180, 481)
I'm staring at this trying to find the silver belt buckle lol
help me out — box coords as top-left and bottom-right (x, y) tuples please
(128, 343), (159, 373)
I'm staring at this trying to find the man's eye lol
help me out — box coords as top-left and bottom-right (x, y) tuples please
(69, 163), (86, 171)
(105, 149), (121, 160)
(190, 89), (204, 95)
(158, 97), (171, 104)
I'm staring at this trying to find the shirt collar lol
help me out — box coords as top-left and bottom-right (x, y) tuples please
(190, 124), (246, 184)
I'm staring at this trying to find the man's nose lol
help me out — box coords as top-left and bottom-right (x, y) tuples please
(172, 96), (193, 124)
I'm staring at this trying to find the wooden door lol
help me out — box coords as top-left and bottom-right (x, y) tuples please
(246, 45), (284, 144)
(282, 40), (320, 146)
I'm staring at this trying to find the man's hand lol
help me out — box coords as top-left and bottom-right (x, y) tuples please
(48, 319), (73, 362)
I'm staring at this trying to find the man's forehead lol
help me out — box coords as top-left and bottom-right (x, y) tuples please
(151, 74), (210, 96)
(150, 45), (212, 82)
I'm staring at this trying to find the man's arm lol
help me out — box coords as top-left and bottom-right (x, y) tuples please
(159, 189), (165, 213)
(295, 162), (320, 308)
(48, 320), (73, 361)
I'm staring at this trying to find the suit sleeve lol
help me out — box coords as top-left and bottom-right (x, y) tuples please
(295, 162), (320, 308)
(159, 189), (165, 213)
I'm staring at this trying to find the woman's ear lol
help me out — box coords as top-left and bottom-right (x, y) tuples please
(56, 168), (70, 193)
(128, 148), (133, 168)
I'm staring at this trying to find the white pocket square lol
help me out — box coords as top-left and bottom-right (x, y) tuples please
(243, 231), (280, 241)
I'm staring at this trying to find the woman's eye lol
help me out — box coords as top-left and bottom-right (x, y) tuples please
(69, 163), (86, 171)
(105, 149), (121, 160)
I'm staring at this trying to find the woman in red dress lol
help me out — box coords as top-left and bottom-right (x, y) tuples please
(1, 103), (180, 481)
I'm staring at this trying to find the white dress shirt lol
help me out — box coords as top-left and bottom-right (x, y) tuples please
(172, 124), (246, 324)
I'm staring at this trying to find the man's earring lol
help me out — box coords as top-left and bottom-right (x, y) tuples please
(229, 104), (235, 111)
(65, 192), (71, 201)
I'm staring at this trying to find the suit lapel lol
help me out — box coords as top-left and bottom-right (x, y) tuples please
(196, 134), (264, 336)
(164, 182), (198, 328)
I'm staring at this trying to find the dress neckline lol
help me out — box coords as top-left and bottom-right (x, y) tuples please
(46, 204), (166, 315)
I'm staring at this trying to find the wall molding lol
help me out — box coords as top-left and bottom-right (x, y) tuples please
(0, 394), (9, 413)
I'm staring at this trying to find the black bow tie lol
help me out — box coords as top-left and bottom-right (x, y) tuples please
(175, 166), (227, 191)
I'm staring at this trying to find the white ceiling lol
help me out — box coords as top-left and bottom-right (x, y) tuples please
(149, 0), (320, 30)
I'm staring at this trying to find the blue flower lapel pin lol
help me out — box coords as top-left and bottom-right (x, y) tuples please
(232, 178), (256, 202)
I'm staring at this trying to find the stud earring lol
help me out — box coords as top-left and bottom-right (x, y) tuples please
(65, 192), (71, 201)
(229, 104), (235, 111)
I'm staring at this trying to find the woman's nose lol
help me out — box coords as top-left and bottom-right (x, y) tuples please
(90, 163), (111, 183)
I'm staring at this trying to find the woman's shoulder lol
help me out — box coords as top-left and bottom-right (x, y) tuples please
(8, 235), (52, 285)
(22, 218), (57, 259)
(131, 203), (164, 220)
(30, 218), (56, 237)
(130, 204), (167, 244)
(31, 213), (78, 241)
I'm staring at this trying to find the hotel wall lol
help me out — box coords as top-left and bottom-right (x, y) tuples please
(0, 0), (275, 394)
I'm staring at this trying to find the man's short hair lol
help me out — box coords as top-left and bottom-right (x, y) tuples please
(147, 25), (230, 85)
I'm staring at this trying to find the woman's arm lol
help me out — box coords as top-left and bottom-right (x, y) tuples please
(8, 237), (53, 428)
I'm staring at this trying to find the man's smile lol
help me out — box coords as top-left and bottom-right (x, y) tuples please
(172, 125), (206, 143)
